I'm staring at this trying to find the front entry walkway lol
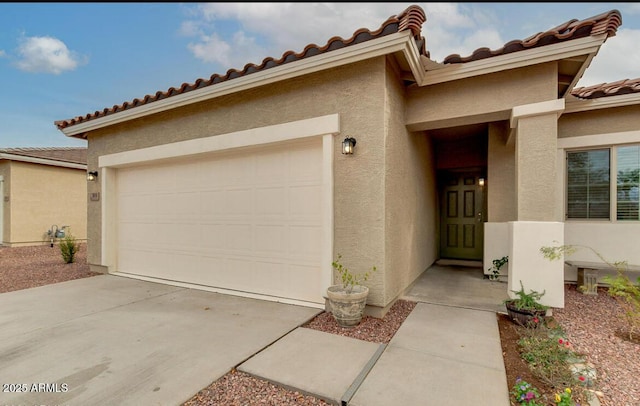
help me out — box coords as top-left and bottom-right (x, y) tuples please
(402, 264), (510, 313)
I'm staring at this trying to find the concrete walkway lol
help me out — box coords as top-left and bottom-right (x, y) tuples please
(1, 271), (511, 405)
(402, 264), (510, 313)
(0, 275), (320, 406)
(240, 302), (510, 405)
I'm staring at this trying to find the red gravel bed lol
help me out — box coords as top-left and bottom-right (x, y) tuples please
(302, 299), (418, 343)
(0, 243), (100, 293)
(182, 369), (331, 406)
(553, 284), (640, 406)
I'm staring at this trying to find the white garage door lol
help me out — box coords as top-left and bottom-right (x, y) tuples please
(115, 138), (324, 304)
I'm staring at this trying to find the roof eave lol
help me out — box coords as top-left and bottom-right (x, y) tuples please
(0, 153), (87, 169)
(565, 92), (640, 114)
(61, 31), (419, 139)
(419, 34), (608, 87)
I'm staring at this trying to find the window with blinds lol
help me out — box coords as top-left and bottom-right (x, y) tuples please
(567, 149), (610, 219)
(617, 145), (640, 220)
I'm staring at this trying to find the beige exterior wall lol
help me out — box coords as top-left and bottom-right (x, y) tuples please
(406, 63), (558, 131)
(515, 113), (559, 221)
(4, 161), (87, 246)
(559, 105), (640, 138)
(86, 58), (392, 306)
(487, 122), (516, 222)
(0, 162), (9, 244)
(383, 61), (438, 306)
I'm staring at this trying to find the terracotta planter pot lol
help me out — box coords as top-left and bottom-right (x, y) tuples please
(326, 285), (369, 328)
(505, 300), (546, 327)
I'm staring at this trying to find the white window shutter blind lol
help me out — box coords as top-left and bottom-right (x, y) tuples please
(617, 146), (640, 220)
(567, 149), (610, 219)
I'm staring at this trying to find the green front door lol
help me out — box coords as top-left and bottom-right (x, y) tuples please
(439, 171), (485, 260)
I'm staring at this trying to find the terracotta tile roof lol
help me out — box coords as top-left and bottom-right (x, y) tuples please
(571, 78), (640, 99)
(55, 5), (427, 131)
(0, 147), (87, 165)
(442, 9), (622, 64)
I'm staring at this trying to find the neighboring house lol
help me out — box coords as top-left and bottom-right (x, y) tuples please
(55, 5), (639, 313)
(0, 147), (88, 247)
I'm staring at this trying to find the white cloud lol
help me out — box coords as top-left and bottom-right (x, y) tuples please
(180, 3), (489, 67)
(577, 28), (640, 87)
(180, 3), (424, 69)
(15, 36), (85, 74)
(187, 31), (262, 68)
(0, 50), (6, 58)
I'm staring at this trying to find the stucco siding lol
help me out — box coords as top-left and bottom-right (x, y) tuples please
(487, 122), (516, 222)
(406, 63), (558, 131)
(515, 114), (558, 221)
(8, 161), (87, 246)
(383, 63), (437, 306)
(559, 105), (640, 138)
(86, 58), (389, 305)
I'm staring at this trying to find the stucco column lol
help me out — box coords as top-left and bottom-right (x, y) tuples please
(511, 99), (565, 221)
(507, 100), (566, 308)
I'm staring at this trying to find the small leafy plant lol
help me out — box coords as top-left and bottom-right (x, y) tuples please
(554, 387), (575, 405)
(511, 378), (544, 406)
(507, 280), (549, 312)
(59, 231), (79, 264)
(603, 271), (640, 341)
(488, 255), (508, 280)
(331, 254), (376, 293)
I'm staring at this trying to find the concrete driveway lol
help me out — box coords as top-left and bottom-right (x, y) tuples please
(0, 275), (320, 406)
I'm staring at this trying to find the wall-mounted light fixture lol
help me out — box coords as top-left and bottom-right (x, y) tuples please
(479, 177), (485, 187)
(342, 137), (356, 155)
(87, 171), (98, 182)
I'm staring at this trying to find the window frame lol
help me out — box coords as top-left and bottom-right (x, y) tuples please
(565, 143), (640, 222)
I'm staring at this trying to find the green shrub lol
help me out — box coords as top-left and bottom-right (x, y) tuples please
(60, 232), (79, 264)
(603, 271), (640, 341)
(541, 243), (640, 341)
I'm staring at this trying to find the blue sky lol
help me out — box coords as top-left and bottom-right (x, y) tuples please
(1, 3), (639, 148)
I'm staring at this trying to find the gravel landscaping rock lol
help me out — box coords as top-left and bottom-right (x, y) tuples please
(0, 243), (99, 293)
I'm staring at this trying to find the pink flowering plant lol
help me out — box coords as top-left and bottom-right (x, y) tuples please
(515, 321), (592, 404)
(511, 378), (544, 406)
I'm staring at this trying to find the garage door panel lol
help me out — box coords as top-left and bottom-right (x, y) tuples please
(157, 193), (201, 222)
(200, 190), (225, 218)
(289, 185), (321, 217)
(119, 222), (159, 250)
(225, 189), (254, 215)
(255, 187), (286, 216)
(224, 155), (255, 185)
(288, 146), (322, 181)
(254, 225), (286, 254)
(116, 138), (324, 304)
(288, 263), (322, 299)
(118, 194), (157, 222)
(255, 152), (287, 182)
(288, 226), (322, 259)
(172, 161), (202, 192)
(226, 224), (253, 252)
(170, 223), (202, 251)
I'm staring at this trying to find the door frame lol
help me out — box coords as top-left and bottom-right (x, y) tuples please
(437, 167), (487, 260)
